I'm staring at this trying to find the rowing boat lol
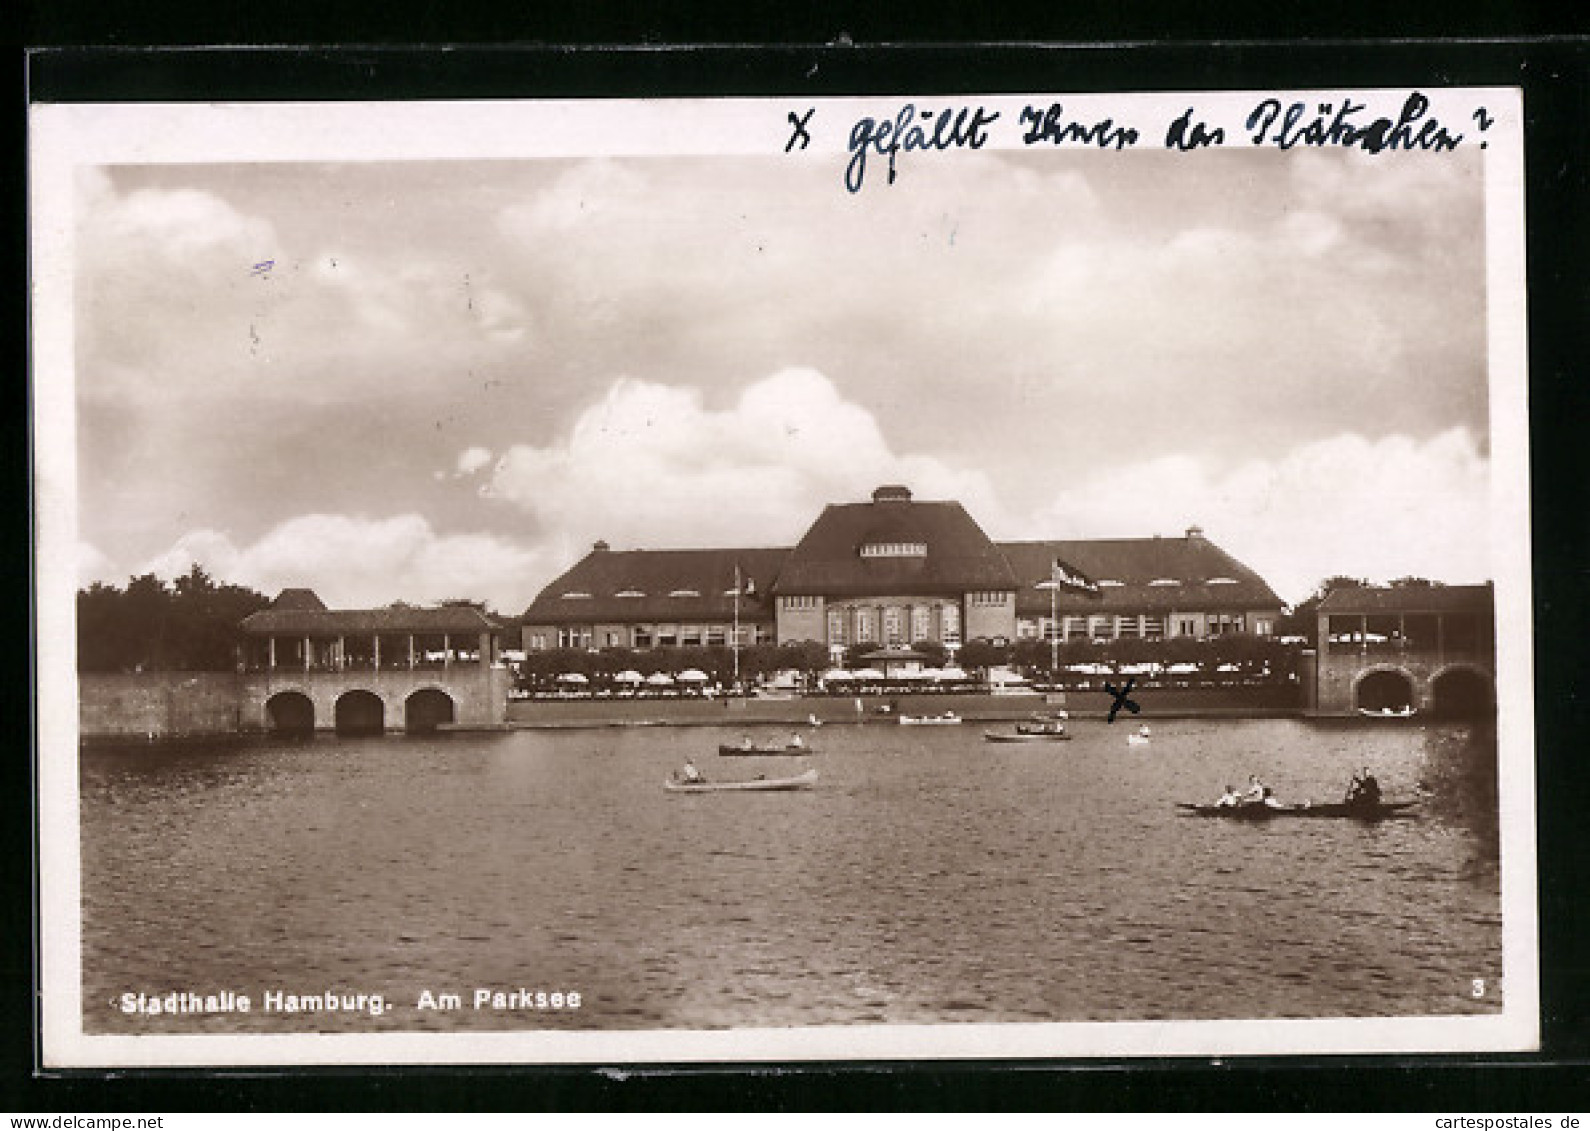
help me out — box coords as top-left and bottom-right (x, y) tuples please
(983, 729), (1070, 743)
(718, 743), (815, 756)
(664, 768), (819, 793)
(899, 712), (961, 726)
(1177, 800), (1417, 820)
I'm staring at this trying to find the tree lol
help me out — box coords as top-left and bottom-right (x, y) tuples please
(957, 638), (1011, 671)
(76, 569), (270, 672)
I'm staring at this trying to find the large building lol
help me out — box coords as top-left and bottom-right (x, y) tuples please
(521, 486), (1283, 657)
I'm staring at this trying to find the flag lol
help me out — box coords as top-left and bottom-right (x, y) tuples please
(1053, 558), (1101, 597)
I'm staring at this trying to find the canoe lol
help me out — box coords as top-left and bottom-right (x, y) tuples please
(1177, 800), (1418, 820)
(718, 743), (815, 756)
(984, 730), (1070, 743)
(1358, 707), (1417, 718)
(665, 768), (819, 793)
(900, 713), (962, 726)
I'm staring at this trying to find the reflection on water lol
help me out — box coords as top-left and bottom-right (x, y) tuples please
(79, 718), (1504, 1033)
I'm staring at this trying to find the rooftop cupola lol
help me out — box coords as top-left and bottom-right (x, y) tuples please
(592, 539), (610, 552)
(872, 485), (913, 503)
(1186, 525), (1205, 541)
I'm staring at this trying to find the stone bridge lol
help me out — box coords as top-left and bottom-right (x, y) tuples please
(239, 666), (511, 734)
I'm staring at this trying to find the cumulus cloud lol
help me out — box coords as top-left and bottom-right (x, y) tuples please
(1026, 427), (1491, 605)
(481, 368), (1010, 558)
(134, 514), (547, 611)
(455, 446), (494, 477)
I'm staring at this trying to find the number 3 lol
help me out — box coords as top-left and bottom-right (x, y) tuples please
(1472, 978), (1486, 997)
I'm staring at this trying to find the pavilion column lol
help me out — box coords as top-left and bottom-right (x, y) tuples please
(268, 637), (276, 670)
(407, 634), (415, 669)
(444, 634), (452, 669)
(303, 636), (310, 671)
(374, 635), (381, 671)
(337, 635), (346, 672)
(1359, 615), (1368, 656)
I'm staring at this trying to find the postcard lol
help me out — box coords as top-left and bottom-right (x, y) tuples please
(31, 84), (1536, 1067)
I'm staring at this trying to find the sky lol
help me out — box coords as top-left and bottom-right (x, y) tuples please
(71, 140), (1494, 610)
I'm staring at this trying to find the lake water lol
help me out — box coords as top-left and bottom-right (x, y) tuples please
(79, 716), (1502, 1034)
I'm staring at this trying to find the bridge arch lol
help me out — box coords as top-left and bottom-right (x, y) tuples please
(404, 688), (456, 733)
(1430, 665), (1494, 718)
(1353, 665), (1416, 713)
(265, 690), (315, 734)
(334, 689), (386, 735)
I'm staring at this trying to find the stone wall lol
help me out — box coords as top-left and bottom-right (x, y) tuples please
(963, 593), (1016, 642)
(79, 672), (244, 739)
(775, 597), (827, 645)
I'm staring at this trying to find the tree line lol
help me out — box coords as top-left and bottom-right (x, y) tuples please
(77, 566), (271, 673)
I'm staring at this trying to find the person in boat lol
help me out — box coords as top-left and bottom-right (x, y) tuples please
(1345, 768), (1382, 806)
(1138, 724), (1151, 738)
(1261, 785), (1284, 809)
(678, 759), (705, 784)
(1244, 775), (1268, 803)
(740, 735), (754, 750)
(1215, 784), (1242, 808)
(789, 732), (804, 749)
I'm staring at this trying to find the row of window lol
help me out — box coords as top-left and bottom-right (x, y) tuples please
(528, 623), (777, 651)
(826, 603), (961, 647)
(564, 578), (1247, 601)
(1014, 613), (1276, 641)
(859, 542), (928, 558)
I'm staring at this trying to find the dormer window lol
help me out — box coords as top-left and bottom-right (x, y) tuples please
(1208, 577), (1239, 585)
(860, 541), (927, 558)
(615, 588), (645, 598)
(561, 591), (592, 600)
(1149, 578), (1181, 587)
(1098, 579), (1125, 587)
(669, 588), (700, 598)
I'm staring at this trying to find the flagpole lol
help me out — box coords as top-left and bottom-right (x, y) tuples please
(1050, 558), (1059, 682)
(733, 564), (741, 688)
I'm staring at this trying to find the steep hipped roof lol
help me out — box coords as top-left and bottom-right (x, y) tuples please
(1000, 535), (1283, 615)
(270, 587), (327, 611)
(241, 603), (502, 636)
(772, 493), (1016, 597)
(522, 546), (789, 625)
(1318, 583), (1493, 615)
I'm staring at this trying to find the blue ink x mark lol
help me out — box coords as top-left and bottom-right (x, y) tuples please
(1104, 677), (1139, 723)
(251, 260), (275, 277)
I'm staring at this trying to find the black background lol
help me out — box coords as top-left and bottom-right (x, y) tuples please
(11, 22), (1590, 1114)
